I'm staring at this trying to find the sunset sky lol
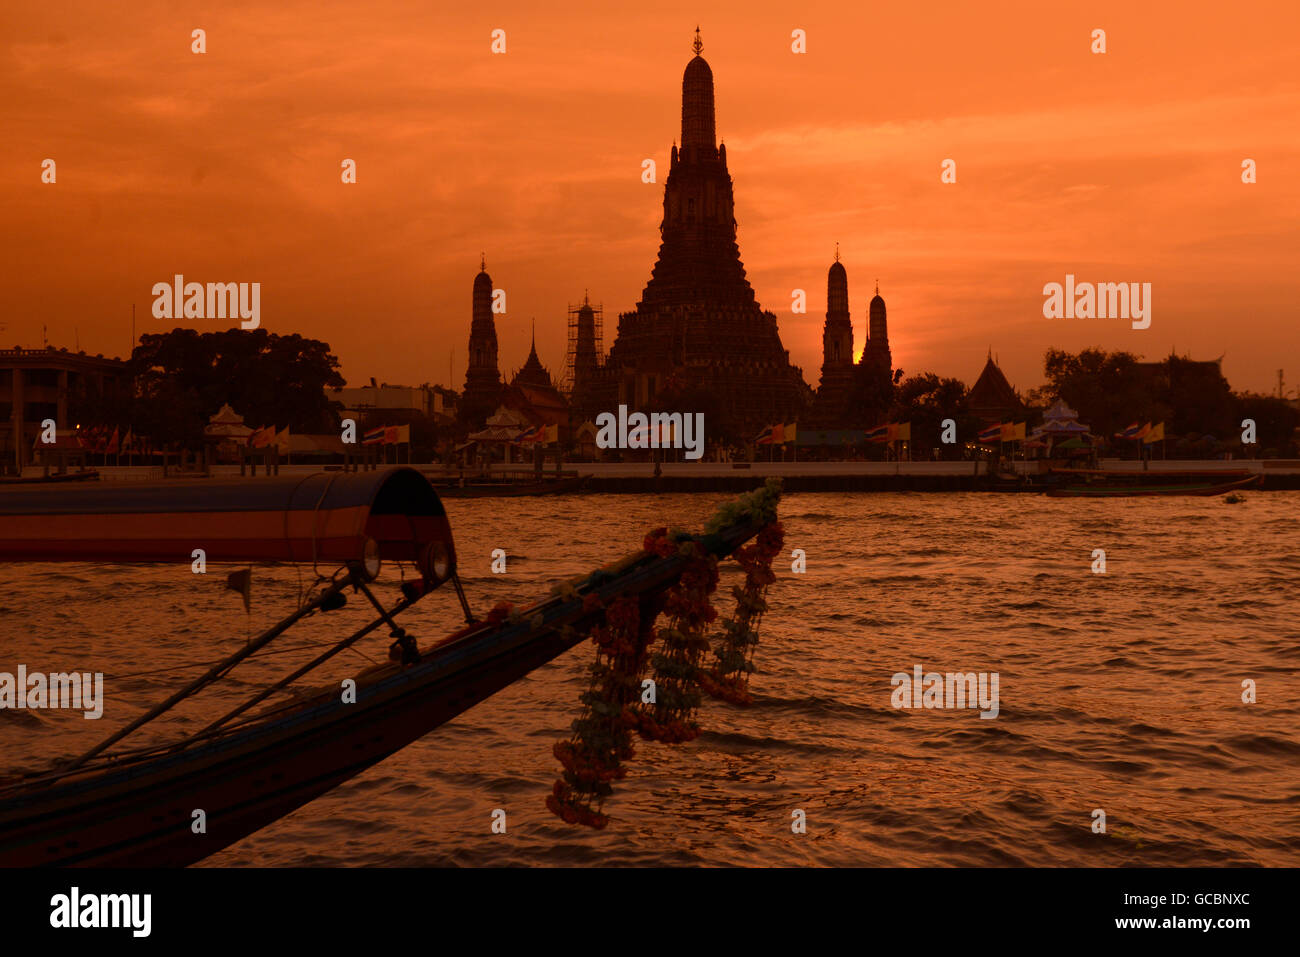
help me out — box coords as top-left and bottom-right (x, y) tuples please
(3, 0), (1297, 397)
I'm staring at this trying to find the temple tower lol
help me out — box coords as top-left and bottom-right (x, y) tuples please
(593, 29), (809, 440)
(861, 281), (891, 371)
(807, 251), (857, 428)
(823, 251), (853, 368)
(460, 256), (503, 428)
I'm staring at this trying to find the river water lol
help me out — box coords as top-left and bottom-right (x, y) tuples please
(2, 491), (1298, 866)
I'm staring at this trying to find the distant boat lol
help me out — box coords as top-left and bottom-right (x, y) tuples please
(0, 469), (99, 486)
(1045, 468), (1261, 498)
(430, 472), (592, 498)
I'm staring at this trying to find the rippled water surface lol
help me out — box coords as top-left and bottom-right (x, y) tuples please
(2, 491), (1298, 866)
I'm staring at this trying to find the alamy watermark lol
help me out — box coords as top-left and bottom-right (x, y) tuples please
(50, 887), (151, 937)
(1043, 274), (1150, 330)
(595, 405), (705, 460)
(152, 274), (260, 329)
(0, 666), (103, 719)
(890, 664), (999, 718)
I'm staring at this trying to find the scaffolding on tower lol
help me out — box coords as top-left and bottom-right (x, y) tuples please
(561, 293), (603, 397)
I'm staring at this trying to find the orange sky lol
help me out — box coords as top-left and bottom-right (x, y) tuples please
(3, 0), (1298, 397)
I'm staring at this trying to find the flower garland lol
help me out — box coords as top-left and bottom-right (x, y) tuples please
(546, 594), (655, 830)
(547, 480), (784, 828)
(630, 529), (719, 745)
(698, 521), (784, 707)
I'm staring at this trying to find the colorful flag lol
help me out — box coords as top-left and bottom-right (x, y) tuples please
(1134, 422), (1152, 440)
(362, 426), (386, 445)
(395, 424), (411, 444)
(1000, 422), (1025, 442)
(977, 423), (1003, 443)
(865, 424), (892, 443)
(515, 424), (543, 444)
(893, 422), (911, 442)
(1142, 422), (1164, 444)
(249, 425), (275, 448)
(782, 423), (798, 443)
(543, 424), (559, 444)
(1115, 422), (1143, 439)
(756, 425), (775, 445)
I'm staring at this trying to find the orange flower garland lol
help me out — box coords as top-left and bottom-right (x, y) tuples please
(548, 481), (784, 829)
(545, 594), (656, 830)
(699, 522), (784, 706)
(630, 529), (719, 745)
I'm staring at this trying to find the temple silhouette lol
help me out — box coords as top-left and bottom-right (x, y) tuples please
(578, 29), (811, 439)
(805, 250), (894, 429)
(461, 30), (900, 443)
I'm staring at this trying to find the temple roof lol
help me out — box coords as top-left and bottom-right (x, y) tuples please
(968, 355), (1019, 413)
(511, 324), (554, 390)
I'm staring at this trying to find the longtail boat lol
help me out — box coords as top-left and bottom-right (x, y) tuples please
(0, 467), (777, 866)
(1045, 468), (1261, 498)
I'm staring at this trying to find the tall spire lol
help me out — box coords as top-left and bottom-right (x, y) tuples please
(681, 28), (716, 150)
(692, 26), (703, 55)
(463, 258), (501, 429)
(835, 242), (840, 262)
(515, 318), (552, 390)
(480, 252), (485, 272)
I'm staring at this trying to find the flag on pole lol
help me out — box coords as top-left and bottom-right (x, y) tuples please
(225, 569), (252, 614)
(893, 422), (911, 442)
(249, 425), (275, 448)
(1134, 422), (1152, 441)
(1115, 422), (1143, 439)
(1142, 422), (1164, 444)
(515, 424), (543, 444)
(756, 425), (775, 445)
(362, 426), (386, 445)
(977, 423), (1003, 443)
(865, 424), (891, 443)
(543, 423), (559, 444)
(1000, 422), (1025, 442)
(782, 423), (798, 443)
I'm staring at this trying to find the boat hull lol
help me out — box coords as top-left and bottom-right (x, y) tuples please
(0, 520), (760, 867)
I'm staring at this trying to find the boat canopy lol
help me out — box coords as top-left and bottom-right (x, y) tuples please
(0, 466), (455, 579)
